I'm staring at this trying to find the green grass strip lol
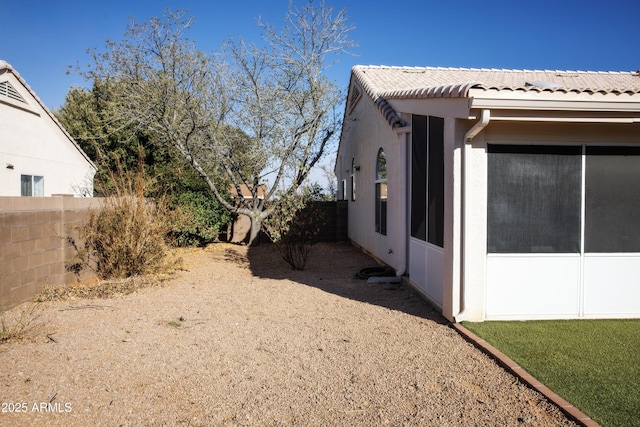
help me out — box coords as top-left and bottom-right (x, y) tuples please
(462, 319), (640, 427)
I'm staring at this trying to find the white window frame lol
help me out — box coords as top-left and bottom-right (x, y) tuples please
(375, 148), (387, 235)
(21, 174), (44, 197)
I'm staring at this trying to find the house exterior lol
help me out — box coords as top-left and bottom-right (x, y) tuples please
(0, 60), (95, 197)
(336, 65), (640, 322)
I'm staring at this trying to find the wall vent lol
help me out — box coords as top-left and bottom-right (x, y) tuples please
(0, 81), (26, 103)
(348, 83), (362, 112)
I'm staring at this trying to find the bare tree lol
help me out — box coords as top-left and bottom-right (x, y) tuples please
(79, 2), (356, 244)
(320, 163), (338, 200)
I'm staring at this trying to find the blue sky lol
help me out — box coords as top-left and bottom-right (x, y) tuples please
(3, 0), (639, 111)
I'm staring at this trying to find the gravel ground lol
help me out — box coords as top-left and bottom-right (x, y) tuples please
(0, 242), (577, 426)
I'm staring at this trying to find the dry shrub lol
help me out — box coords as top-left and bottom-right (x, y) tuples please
(69, 153), (173, 279)
(0, 302), (41, 343)
(36, 276), (168, 301)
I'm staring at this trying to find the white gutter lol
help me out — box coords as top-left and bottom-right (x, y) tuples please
(395, 124), (411, 277)
(465, 109), (491, 141)
(454, 109), (490, 322)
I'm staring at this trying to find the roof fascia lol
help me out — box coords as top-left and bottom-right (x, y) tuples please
(482, 111), (640, 124)
(469, 88), (640, 113)
(389, 97), (472, 120)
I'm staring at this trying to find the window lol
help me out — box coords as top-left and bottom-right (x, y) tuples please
(585, 146), (640, 252)
(487, 145), (582, 253)
(411, 117), (427, 240)
(488, 144), (640, 254)
(341, 179), (347, 201)
(375, 148), (387, 235)
(350, 158), (357, 201)
(21, 175), (44, 197)
(411, 115), (444, 247)
(427, 116), (444, 247)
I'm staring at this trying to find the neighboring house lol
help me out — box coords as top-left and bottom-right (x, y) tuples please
(0, 60), (95, 197)
(229, 183), (266, 201)
(336, 65), (640, 322)
(228, 184), (266, 243)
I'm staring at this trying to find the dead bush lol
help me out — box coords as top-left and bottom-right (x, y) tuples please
(0, 302), (41, 344)
(68, 153), (173, 279)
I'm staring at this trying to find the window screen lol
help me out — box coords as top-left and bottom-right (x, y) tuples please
(33, 176), (44, 197)
(20, 175), (44, 197)
(21, 175), (32, 197)
(411, 116), (427, 240)
(585, 146), (640, 252)
(375, 148), (388, 235)
(427, 116), (444, 247)
(487, 145), (582, 253)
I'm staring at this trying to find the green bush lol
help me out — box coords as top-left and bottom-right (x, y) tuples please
(263, 189), (324, 270)
(168, 190), (231, 247)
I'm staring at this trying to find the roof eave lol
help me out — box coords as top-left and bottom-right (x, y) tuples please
(470, 97), (640, 113)
(351, 66), (405, 130)
(469, 87), (640, 112)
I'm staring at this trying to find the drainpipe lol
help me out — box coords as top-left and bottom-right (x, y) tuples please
(454, 109), (490, 322)
(395, 123), (411, 277)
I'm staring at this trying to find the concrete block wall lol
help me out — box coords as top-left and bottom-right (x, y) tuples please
(314, 201), (348, 243)
(335, 200), (348, 242)
(0, 196), (102, 310)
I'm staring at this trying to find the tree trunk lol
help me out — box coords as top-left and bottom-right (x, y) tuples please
(248, 216), (262, 246)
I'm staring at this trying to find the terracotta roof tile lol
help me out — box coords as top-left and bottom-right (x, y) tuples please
(349, 65), (640, 129)
(353, 65), (640, 100)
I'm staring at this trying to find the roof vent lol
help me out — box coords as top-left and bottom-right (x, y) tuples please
(0, 81), (26, 103)
(348, 83), (362, 112)
(525, 81), (561, 89)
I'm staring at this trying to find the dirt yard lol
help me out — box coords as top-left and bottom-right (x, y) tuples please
(0, 242), (577, 426)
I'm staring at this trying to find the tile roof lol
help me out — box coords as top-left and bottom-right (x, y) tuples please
(353, 65), (640, 99)
(350, 65), (640, 128)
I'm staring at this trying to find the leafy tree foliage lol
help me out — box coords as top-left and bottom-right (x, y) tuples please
(72, 2), (356, 245)
(55, 79), (172, 196)
(56, 79), (231, 245)
(263, 187), (326, 270)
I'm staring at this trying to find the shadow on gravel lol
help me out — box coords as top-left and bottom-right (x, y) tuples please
(246, 242), (448, 325)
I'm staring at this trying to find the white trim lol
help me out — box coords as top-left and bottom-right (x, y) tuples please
(580, 145), (586, 317)
(485, 254), (581, 319)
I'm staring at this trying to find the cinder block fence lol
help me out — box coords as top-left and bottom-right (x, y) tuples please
(0, 196), (102, 311)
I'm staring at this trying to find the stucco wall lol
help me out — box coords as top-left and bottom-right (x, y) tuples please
(0, 73), (95, 197)
(337, 92), (405, 271)
(0, 196), (102, 310)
